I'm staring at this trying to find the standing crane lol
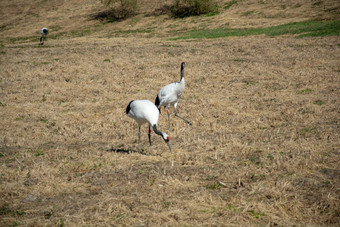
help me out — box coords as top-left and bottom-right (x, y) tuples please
(126, 100), (171, 152)
(39, 28), (48, 45)
(155, 62), (191, 128)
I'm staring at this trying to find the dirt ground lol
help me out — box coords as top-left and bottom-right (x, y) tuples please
(0, 0), (340, 226)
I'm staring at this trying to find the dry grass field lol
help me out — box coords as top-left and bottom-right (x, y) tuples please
(1, 0), (340, 226)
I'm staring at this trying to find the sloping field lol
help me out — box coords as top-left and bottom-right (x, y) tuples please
(1, 0), (340, 226)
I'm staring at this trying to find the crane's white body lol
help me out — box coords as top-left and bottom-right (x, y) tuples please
(126, 100), (170, 152)
(127, 100), (160, 127)
(157, 78), (185, 109)
(155, 62), (191, 127)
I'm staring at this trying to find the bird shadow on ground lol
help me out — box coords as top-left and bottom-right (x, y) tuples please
(106, 146), (148, 155)
(106, 147), (137, 154)
(106, 146), (162, 156)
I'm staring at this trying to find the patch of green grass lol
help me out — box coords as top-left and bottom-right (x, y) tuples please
(162, 201), (171, 209)
(233, 58), (248, 62)
(15, 209), (26, 216)
(0, 204), (26, 217)
(267, 154), (274, 160)
(201, 207), (216, 213)
(14, 116), (24, 121)
(299, 88), (312, 94)
(171, 20), (340, 40)
(299, 127), (318, 136)
(103, 59), (111, 62)
(205, 11), (219, 17)
(34, 150), (44, 157)
(40, 118), (48, 123)
(137, 170), (144, 175)
(0, 101), (6, 106)
(55, 218), (65, 227)
(299, 128), (310, 135)
(225, 204), (241, 212)
(323, 180), (331, 185)
(204, 182), (223, 190)
(224, 0), (238, 9)
(248, 210), (266, 219)
(313, 100), (324, 105)
(0, 153), (4, 157)
(113, 214), (125, 223)
(26, 149), (45, 157)
(0, 205), (11, 215)
(93, 163), (102, 170)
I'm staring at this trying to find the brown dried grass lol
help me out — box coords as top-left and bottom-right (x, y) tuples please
(1, 0), (340, 226)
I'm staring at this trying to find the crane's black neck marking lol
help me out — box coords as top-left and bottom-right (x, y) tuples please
(152, 124), (162, 136)
(180, 63), (185, 81)
(126, 100), (134, 114)
(155, 96), (160, 111)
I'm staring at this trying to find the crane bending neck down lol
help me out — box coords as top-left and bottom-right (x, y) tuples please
(126, 100), (171, 152)
(39, 28), (48, 45)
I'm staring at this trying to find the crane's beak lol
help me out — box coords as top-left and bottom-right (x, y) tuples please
(166, 141), (171, 152)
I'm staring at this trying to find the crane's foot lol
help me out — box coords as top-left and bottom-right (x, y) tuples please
(174, 113), (192, 126)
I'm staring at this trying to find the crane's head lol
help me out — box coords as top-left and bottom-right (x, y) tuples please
(161, 132), (171, 151)
(181, 62), (186, 68)
(41, 28), (48, 35)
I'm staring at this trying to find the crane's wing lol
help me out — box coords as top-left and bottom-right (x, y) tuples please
(158, 82), (182, 99)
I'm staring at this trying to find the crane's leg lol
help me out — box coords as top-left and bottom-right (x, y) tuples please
(138, 126), (141, 152)
(174, 103), (192, 126)
(167, 108), (171, 128)
(148, 126), (152, 153)
(40, 36), (43, 45)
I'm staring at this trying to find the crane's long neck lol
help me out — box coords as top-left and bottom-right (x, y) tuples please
(152, 124), (163, 136)
(152, 124), (171, 151)
(180, 65), (184, 82)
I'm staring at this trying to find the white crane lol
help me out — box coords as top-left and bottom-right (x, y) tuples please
(155, 62), (191, 128)
(126, 100), (171, 152)
(39, 28), (48, 45)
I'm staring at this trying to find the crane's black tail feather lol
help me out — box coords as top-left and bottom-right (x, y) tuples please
(126, 100), (134, 115)
(155, 96), (160, 112)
